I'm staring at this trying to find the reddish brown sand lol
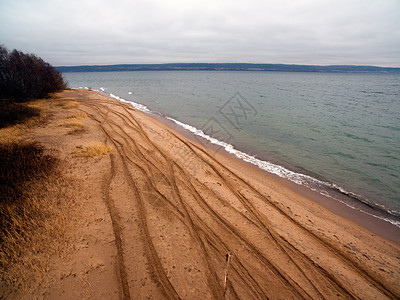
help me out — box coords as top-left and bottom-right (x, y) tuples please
(2, 89), (400, 299)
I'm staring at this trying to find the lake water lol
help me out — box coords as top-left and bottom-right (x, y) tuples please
(63, 71), (400, 227)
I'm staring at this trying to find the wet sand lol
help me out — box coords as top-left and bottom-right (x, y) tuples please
(5, 89), (399, 299)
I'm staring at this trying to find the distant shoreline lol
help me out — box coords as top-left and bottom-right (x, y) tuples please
(56, 63), (400, 73)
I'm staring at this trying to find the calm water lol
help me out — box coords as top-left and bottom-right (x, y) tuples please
(63, 71), (400, 226)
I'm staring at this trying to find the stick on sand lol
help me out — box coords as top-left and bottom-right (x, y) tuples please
(223, 253), (232, 296)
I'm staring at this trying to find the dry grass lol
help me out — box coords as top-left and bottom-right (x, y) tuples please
(59, 120), (84, 128)
(0, 141), (76, 292)
(0, 101), (50, 144)
(0, 142), (58, 208)
(0, 102), (48, 130)
(0, 99), (74, 292)
(0, 102), (39, 128)
(28, 98), (47, 107)
(0, 127), (24, 144)
(72, 142), (113, 157)
(61, 101), (79, 109)
(61, 113), (87, 135)
(0, 172), (76, 292)
(67, 112), (87, 120)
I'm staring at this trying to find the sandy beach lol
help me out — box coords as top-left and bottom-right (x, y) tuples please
(2, 89), (399, 299)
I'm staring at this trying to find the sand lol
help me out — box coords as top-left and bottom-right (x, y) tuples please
(2, 89), (399, 299)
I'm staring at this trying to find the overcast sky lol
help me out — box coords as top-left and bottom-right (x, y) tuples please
(1, 0), (399, 67)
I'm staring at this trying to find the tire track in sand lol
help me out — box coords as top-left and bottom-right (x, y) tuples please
(83, 98), (353, 298)
(68, 89), (399, 299)
(90, 103), (313, 297)
(102, 153), (131, 299)
(88, 102), (330, 298)
(82, 105), (182, 299)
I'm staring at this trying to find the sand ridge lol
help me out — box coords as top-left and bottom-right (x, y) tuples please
(4, 89), (399, 299)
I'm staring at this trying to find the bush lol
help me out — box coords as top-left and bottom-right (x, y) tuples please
(0, 45), (67, 102)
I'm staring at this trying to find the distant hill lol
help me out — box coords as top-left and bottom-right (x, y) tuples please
(56, 63), (400, 73)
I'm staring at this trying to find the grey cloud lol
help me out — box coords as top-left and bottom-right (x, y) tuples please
(1, 0), (399, 66)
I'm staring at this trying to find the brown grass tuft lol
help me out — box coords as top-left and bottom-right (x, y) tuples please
(72, 142), (113, 157)
(67, 112), (87, 120)
(0, 102), (42, 129)
(61, 101), (79, 109)
(0, 127), (24, 144)
(59, 120), (84, 128)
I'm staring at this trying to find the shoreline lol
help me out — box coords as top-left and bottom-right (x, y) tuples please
(105, 89), (400, 242)
(166, 116), (400, 242)
(6, 89), (398, 298)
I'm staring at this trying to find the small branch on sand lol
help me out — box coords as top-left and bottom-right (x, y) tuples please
(223, 253), (232, 297)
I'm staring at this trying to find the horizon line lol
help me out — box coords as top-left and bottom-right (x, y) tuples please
(56, 62), (400, 74)
(56, 62), (400, 68)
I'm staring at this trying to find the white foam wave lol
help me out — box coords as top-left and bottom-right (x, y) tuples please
(166, 116), (328, 186)
(109, 93), (150, 113)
